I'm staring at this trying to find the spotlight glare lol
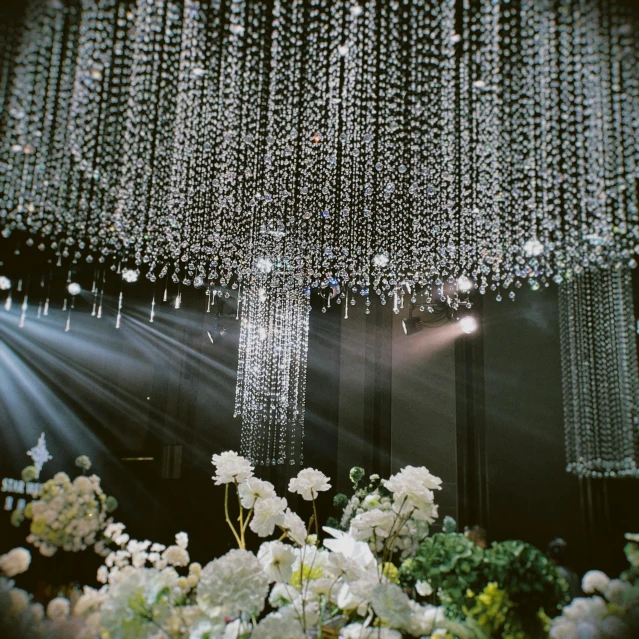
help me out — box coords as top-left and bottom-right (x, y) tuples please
(122, 268), (139, 283)
(460, 316), (478, 334)
(67, 282), (81, 296)
(0, 276), (11, 290)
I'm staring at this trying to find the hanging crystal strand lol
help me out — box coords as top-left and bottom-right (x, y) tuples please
(559, 267), (639, 477)
(96, 270), (105, 319)
(18, 277), (29, 329)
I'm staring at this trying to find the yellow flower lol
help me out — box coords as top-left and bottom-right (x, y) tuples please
(290, 563), (324, 589)
(382, 562), (399, 584)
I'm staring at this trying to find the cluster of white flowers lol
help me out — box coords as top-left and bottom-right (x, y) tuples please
(550, 570), (639, 639)
(341, 466), (441, 559)
(12, 451), (462, 639)
(21, 469), (117, 556)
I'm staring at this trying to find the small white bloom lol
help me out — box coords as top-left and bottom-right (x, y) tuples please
(340, 623), (402, 639)
(250, 496), (288, 537)
(582, 570), (610, 595)
(416, 580), (433, 597)
(351, 508), (395, 540)
(46, 597), (70, 620)
(175, 532), (188, 549)
(162, 545), (190, 567)
(288, 468), (331, 501)
(238, 477), (276, 508)
(0, 547), (31, 577)
(257, 541), (296, 583)
(371, 582), (412, 628)
(211, 451), (253, 484)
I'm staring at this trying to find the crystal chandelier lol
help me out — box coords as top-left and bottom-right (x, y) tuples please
(0, 0), (637, 464)
(559, 268), (639, 478)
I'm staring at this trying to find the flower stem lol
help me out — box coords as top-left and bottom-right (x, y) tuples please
(224, 484), (243, 548)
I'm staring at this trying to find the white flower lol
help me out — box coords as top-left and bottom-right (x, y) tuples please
(282, 509), (308, 545)
(582, 570), (611, 595)
(0, 547), (31, 577)
(371, 582), (413, 628)
(322, 527), (376, 571)
(163, 545), (190, 567)
(288, 468), (331, 501)
(416, 580), (433, 597)
(175, 532), (189, 549)
(73, 586), (105, 616)
(73, 475), (93, 494)
(8, 588), (30, 615)
(405, 601), (444, 636)
(257, 541), (296, 583)
(46, 597), (70, 620)
(250, 496), (288, 537)
(340, 623), (402, 639)
(383, 466), (442, 522)
(252, 607), (306, 639)
(31, 602), (44, 621)
(351, 508), (395, 540)
(197, 549), (269, 619)
(238, 477), (276, 508)
(211, 451), (253, 485)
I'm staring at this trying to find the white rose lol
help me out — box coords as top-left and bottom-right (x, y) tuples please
(582, 570), (610, 595)
(281, 509), (308, 546)
(238, 477), (276, 509)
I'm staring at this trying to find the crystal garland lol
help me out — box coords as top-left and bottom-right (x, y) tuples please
(559, 268), (639, 478)
(1, 0), (637, 296)
(234, 282), (309, 467)
(0, 0), (638, 465)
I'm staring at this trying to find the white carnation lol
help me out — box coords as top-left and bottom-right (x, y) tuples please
(582, 570), (611, 595)
(282, 509), (307, 545)
(288, 468), (331, 501)
(211, 451), (253, 484)
(47, 596), (70, 620)
(238, 477), (276, 509)
(257, 541), (296, 583)
(197, 549), (269, 619)
(250, 496), (288, 537)
(163, 545), (190, 567)
(383, 466), (442, 522)
(0, 547), (31, 577)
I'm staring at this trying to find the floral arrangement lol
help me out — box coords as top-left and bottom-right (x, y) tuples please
(0, 452), (590, 639)
(11, 456), (118, 556)
(61, 451), (484, 639)
(550, 533), (639, 639)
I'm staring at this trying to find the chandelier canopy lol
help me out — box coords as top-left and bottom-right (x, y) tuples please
(1, 0), (637, 304)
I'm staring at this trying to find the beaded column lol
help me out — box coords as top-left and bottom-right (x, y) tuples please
(559, 268), (639, 477)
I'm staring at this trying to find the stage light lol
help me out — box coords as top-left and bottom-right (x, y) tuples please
(460, 316), (478, 334)
(0, 276), (11, 290)
(67, 282), (81, 296)
(402, 316), (423, 336)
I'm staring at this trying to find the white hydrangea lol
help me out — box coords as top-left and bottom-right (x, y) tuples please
(196, 549), (269, 619)
(250, 496), (288, 537)
(46, 596), (70, 620)
(0, 547), (31, 577)
(175, 532), (189, 549)
(257, 541), (296, 583)
(211, 451), (253, 485)
(238, 477), (276, 509)
(288, 468), (331, 501)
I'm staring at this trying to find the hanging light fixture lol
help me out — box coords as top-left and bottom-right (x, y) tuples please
(0, 0), (637, 464)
